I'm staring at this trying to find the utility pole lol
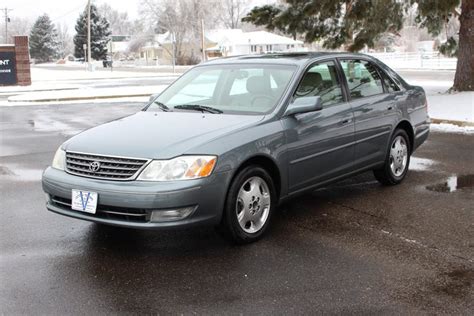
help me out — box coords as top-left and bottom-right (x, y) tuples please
(2, 8), (12, 44)
(200, 19), (206, 62)
(87, 0), (92, 71)
(172, 35), (176, 74)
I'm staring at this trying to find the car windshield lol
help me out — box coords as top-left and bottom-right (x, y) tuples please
(148, 64), (296, 114)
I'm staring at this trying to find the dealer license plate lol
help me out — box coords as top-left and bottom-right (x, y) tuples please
(71, 190), (98, 214)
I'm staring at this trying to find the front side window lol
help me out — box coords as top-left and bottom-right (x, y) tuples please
(340, 59), (384, 99)
(294, 60), (344, 107)
(150, 64), (296, 114)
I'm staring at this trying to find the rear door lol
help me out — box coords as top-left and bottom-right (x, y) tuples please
(284, 59), (355, 194)
(339, 59), (396, 169)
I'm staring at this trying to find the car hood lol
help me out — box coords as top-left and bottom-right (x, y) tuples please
(63, 111), (264, 159)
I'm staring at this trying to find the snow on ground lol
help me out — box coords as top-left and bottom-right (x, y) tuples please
(430, 123), (474, 134)
(427, 92), (474, 123)
(0, 83), (83, 94)
(0, 97), (148, 107)
(30, 66), (179, 82)
(409, 157), (438, 171)
(6, 85), (168, 103)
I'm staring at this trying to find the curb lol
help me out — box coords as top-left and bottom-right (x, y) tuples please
(0, 88), (79, 95)
(7, 93), (151, 103)
(431, 118), (474, 127)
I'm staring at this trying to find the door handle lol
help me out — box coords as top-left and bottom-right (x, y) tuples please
(340, 118), (352, 125)
(387, 105), (394, 110)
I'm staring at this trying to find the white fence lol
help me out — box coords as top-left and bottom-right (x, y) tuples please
(368, 52), (457, 70)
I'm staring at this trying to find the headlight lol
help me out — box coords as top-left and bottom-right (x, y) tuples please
(138, 155), (217, 181)
(52, 147), (66, 170)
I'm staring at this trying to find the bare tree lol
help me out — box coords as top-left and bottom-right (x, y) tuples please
(56, 23), (73, 58)
(140, 0), (219, 64)
(220, 0), (249, 29)
(0, 16), (33, 43)
(98, 3), (135, 35)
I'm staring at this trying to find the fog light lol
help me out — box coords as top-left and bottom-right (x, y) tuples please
(150, 206), (196, 223)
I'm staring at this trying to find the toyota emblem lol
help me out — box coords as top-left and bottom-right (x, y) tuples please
(89, 161), (101, 173)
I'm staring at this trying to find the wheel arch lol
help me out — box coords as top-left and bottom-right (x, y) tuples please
(230, 154), (282, 199)
(394, 120), (415, 153)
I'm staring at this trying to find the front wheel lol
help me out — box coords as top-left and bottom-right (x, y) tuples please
(373, 129), (411, 185)
(219, 166), (276, 244)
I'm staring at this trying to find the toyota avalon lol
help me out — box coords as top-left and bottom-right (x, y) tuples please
(42, 52), (430, 243)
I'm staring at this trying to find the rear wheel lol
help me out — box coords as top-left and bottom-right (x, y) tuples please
(220, 165), (276, 244)
(373, 129), (411, 185)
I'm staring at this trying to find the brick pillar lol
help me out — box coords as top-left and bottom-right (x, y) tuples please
(14, 36), (31, 86)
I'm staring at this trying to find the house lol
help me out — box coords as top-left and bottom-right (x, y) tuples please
(139, 29), (306, 65)
(139, 32), (208, 66)
(107, 35), (132, 60)
(205, 29), (305, 59)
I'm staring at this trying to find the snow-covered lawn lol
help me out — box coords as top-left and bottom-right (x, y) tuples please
(428, 92), (474, 124)
(30, 66), (179, 82)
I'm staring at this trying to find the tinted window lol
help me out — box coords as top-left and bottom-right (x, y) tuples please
(340, 59), (384, 99)
(294, 61), (344, 107)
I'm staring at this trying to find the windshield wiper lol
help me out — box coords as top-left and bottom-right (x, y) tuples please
(174, 104), (223, 114)
(152, 100), (172, 112)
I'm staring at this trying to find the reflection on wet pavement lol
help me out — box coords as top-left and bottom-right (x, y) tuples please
(426, 174), (474, 193)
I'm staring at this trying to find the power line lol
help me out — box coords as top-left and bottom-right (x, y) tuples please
(50, 2), (88, 23)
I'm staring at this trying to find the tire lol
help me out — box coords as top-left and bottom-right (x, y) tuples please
(219, 165), (277, 244)
(373, 129), (411, 185)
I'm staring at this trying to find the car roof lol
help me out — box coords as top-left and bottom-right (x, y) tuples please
(201, 52), (375, 66)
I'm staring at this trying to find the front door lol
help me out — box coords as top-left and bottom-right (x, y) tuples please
(284, 60), (355, 194)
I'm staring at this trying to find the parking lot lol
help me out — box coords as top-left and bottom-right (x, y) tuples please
(1, 102), (473, 314)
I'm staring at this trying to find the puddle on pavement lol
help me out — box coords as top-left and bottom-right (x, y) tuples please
(426, 174), (474, 193)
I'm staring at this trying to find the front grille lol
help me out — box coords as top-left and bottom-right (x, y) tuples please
(65, 151), (149, 181)
(51, 196), (150, 223)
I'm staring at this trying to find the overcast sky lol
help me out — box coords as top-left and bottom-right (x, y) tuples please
(3, 0), (275, 33)
(3, 0), (138, 30)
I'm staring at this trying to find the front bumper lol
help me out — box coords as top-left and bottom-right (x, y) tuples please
(42, 167), (232, 229)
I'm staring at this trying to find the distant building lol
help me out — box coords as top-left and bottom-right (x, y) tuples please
(205, 29), (305, 59)
(107, 35), (132, 59)
(139, 29), (306, 65)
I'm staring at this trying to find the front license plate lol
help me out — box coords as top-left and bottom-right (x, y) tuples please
(71, 190), (98, 214)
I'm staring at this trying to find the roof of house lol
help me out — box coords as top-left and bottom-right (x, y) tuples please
(205, 29), (303, 46)
(141, 29), (304, 49)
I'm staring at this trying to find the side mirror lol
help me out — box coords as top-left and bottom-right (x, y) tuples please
(149, 93), (160, 102)
(284, 96), (322, 116)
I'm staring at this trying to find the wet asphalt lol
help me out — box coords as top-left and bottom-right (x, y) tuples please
(0, 102), (473, 314)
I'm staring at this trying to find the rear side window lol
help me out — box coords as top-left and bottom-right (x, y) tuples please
(379, 69), (401, 93)
(340, 59), (384, 99)
(294, 60), (344, 107)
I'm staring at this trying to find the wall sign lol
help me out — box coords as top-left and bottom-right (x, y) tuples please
(0, 52), (17, 85)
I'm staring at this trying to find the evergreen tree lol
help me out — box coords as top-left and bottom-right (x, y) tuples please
(73, 4), (111, 61)
(29, 14), (59, 63)
(243, 0), (473, 91)
(413, 0), (472, 91)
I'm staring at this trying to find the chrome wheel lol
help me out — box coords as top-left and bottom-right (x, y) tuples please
(389, 135), (408, 177)
(235, 176), (271, 234)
